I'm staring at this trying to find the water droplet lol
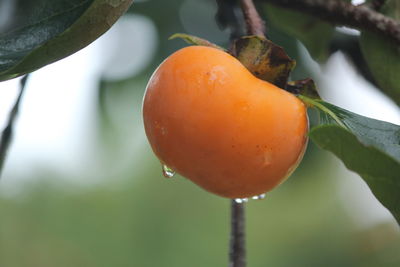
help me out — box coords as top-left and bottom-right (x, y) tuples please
(234, 198), (249, 204)
(162, 164), (175, 178)
(251, 193), (266, 200)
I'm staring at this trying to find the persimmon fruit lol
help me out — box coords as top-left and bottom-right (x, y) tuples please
(143, 46), (308, 199)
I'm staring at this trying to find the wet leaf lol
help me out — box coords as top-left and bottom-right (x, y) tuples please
(169, 33), (225, 51)
(0, 0), (133, 81)
(300, 96), (400, 224)
(360, 0), (400, 105)
(264, 4), (334, 62)
(231, 35), (295, 88)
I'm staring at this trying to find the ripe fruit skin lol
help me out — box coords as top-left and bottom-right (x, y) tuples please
(143, 46), (308, 198)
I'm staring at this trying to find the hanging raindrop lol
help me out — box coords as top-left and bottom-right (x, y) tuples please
(234, 198), (249, 204)
(251, 193), (266, 200)
(162, 164), (175, 178)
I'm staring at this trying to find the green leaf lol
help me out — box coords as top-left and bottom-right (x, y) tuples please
(264, 4), (334, 62)
(168, 33), (225, 51)
(231, 35), (295, 88)
(0, 0), (133, 81)
(300, 96), (400, 223)
(360, 0), (400, 105)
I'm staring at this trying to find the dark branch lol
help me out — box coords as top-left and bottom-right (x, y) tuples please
(240, 0), (266, 36)
(229, 200), (246, 267)
(260, 0), (400, 45)
(0, 75), (29, 177)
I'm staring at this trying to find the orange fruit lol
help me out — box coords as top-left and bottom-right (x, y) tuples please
(143, 46), (308, 199)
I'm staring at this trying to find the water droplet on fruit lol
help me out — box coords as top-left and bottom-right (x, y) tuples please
(162, 164), (175, 178)
(251, 193), (266, 200)
(234, 198), (248, 204)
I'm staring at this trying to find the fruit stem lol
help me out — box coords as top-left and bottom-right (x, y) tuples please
(239, 0), (266, 37)
(229, 200), (246, 267)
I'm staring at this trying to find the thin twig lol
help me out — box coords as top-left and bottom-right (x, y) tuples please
(240, 0), (266, 36)
(0, 75), (29, 177)
(261, 0), (400, 45)
(229, 200), (246, 267)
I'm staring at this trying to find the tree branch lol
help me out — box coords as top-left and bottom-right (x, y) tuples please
(229, 200), (246, 267)
(0, 75), (28, 177)
(240, 0), (266, 36)
(260, 0), (400, 45)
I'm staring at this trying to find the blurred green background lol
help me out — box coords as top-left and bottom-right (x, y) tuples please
(1, 0), (400, 266)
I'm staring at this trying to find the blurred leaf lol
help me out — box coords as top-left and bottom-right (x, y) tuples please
(264, 4), (334, 62)
(382, 0), (400, 18)
(300, 96), (400, 224)
(215, 0), (244, 39)
(231, 35), (295, 88)
(169, 33), (225, 50)
(360, 0), (400, 105)
(287, 78), (320, 99)
(0, 0), (133, 82)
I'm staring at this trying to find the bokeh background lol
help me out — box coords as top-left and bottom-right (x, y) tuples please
(1, 0), (400, 266)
